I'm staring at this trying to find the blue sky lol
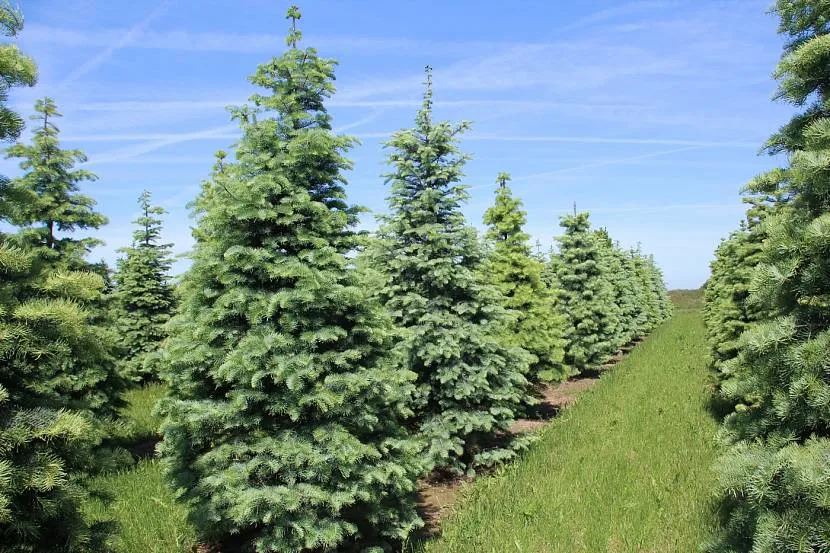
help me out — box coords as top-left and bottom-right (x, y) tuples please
(5, 0), (792, 288)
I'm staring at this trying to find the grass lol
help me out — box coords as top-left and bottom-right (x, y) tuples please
(84, 460), (197, 553)
(84, 382), (197, 553)
(121, 382), (166, 441)
(420, 308), (719, 553)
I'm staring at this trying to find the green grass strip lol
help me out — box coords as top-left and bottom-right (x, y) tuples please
(421, 309), (718, 553)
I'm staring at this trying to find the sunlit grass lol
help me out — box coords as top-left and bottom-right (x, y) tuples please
(84, 382), (197, 553)
(85, 459), (196, 553)
(419, 309), (718, 553)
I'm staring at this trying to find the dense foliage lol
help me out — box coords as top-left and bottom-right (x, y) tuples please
(703, 1), (830, 551)
(482, 173), (566, 383)
(0, 244), (110, 552)
(4, 98), (123, 418)
(112, 190), (175, 383)
(0, 8), (109, 551)
(0, 3), (676, 549)
(158, 9), (422, 552)
(703, 195), (775, 376)
(553, 213), (670, 373)
(372, 72), (533, 475)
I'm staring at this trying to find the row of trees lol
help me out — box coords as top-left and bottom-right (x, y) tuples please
(703, 1), (830, 551)
(0, 6), (671, 552)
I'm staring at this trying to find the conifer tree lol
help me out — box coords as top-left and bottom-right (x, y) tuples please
(0, 9), (108, 549)
(644, 253), (672, 323)
(705, 2), (830, 550)
(3, 97), (123, 418)
(703, 193), (776, 374)
(373, 70), (532, 474)
(482, 173), (566, 382)
(113, 190), (175, 383)
(4, 98), (106, 269)
(554, 211), (620, 371)
(594, 229), (637, 349)
(0, 243), (109, 551)
(158, 9), (422, 552)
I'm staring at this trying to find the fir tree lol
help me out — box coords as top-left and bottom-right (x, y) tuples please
(113, 190), (175, 383)
(703, 193), (776, 374)
(3, 97), (123, 418)
(482, 172), (566, 382)
(373, 69), (532, 475)
(594, 229), (637, 349)
(158, 9), (422, 552)
(554, 211), (620, 371)
(0, 11), (109, 549)
(705, 2), (830, 550)
(4, 97), (106, 268)
(0, 243), (110, 551)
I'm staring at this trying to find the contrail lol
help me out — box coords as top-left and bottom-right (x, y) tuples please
(56, 0), (173, 92)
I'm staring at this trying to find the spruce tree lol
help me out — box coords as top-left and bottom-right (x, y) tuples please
(554, 211), (620, 371)
(373, 70), (532, 475)
(0, 9), (108, 549)
(705, 2), (830, 550)
(483, 172), (566, 382)
(113, 190), (175, 383)
(158, 9), (422, 552)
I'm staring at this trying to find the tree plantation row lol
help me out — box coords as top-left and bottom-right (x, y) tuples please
(0, 5), (672, 553)
(702, 1), (830, 552)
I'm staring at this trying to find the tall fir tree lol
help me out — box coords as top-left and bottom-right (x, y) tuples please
(0, 8), (109, 550)
(4, 98), (106, 269)
(482, 172), (566, 382)
(703, 192), (777, 375)
(705, 2), (830, 551)
(158, 8), (422, 552)
(113, 190), (175, 383)
(554, 211), (620, 371)
(594, 228), (637, 349)
(373, 69), (532, 475)
(3, 97), (123, 418)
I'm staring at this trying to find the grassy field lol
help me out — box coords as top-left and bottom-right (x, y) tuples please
(420, 306), (718, 553)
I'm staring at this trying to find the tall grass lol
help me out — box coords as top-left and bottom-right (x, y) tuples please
(420, 310), (718, 553)
(121, 382), (166, 441)
(85, 460), (197, 553)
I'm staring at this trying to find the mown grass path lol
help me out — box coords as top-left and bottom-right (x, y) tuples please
(421, 308), (718, 553)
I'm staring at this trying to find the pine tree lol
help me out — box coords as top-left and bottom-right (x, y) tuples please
(373, 70), (532, 475)
(0, 10), (108, 549)
(113, 190), (175, 383)
(158, 9), (422, 552)
(705, 2), (830, 550)
(482, 172), (566, 382)
(554, 211), (620, 371)
(3, 97), (123, 418)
